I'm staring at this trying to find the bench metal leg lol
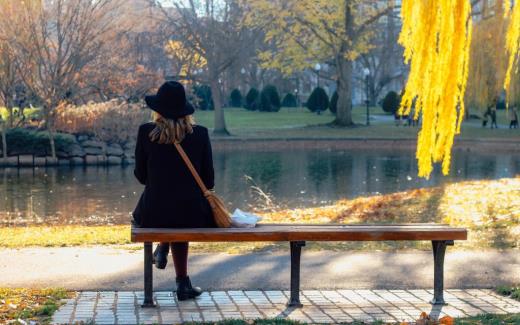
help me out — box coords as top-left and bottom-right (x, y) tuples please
(431, 240), (453, 305)
(288, 241), (306, 308)
(142, 242), (155, 308)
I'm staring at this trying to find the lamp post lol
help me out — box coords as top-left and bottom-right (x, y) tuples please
(240, 68), (246, 92)
(315, 63), (321, 88)
(363, 68), (370, 126)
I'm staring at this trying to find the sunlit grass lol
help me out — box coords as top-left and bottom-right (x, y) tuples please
(0, 288), (71, 324)
(0, 177), (518, 251)
(262, 177), (520, 249)
(0, 225), (130, 248)
(194, 107), (519, 140)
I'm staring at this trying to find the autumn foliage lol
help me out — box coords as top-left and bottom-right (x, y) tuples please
(262, 177), (520, 249)
(55, 101), (150, 143)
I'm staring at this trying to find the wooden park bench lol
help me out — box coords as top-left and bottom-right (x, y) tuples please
(131, 223), (467, 308)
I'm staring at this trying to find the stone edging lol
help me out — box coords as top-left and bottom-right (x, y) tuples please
(1, 137), (518, 167)
(0, 135), (135, 168)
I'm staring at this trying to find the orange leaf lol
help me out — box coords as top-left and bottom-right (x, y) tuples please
(439, 315), (454, 325)
(419, 311), (429, 319)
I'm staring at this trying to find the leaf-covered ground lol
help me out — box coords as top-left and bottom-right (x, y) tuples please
(0, 177), (518, 252)
(261, 177), (520, 250)
(0, 288), (71, 324)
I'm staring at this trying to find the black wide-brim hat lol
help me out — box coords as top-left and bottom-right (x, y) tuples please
(145, 81), (195, 119)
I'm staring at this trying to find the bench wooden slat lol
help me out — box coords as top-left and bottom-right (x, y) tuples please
(131, 223), (467, 242)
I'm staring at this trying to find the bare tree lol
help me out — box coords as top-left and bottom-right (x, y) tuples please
(0, 2), (23, 158)
(6, 0), (126, 158)
(357, 7), (405, 106)
(153, 0), (255, 135)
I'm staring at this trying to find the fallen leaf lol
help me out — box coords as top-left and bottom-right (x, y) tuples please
(439, 315), (454, 325)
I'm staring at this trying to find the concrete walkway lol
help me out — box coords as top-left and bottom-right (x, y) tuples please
(52, 289), (520, 324)
(0, 247), (518, 290)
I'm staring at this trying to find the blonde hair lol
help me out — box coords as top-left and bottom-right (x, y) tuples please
(149, 112), (195, 144)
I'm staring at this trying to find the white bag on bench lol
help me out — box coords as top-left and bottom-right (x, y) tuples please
(231, 209), (262, 228)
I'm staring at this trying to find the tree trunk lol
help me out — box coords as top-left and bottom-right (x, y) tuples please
(210, 74), (229, 136)
(332, 1), (355, 127)
(333, 58), (355, 127)
(44, 105), (57, 159)
(1, 123), (7, 159)
(48, 128), (56, 159)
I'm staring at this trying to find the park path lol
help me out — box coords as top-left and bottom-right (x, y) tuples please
(0, 246), (518, 290)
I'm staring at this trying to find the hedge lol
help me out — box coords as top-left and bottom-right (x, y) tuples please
(229, 89), (243, 108)
(281, 93), (298, 108)
(245, 88), (260, 111)
(260, 85), (281, 112)
(193, 85), (214, 111)
(1, 128), (76, 156)
(306, 87), (329, 113)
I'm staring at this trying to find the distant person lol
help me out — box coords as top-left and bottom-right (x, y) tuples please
(491, 105), (498, 129)
(483, 105), (491, 128)
(509, 106), (519, 129)
(132, 81), (216, 301)
(406, 111), (417, 126)
(394, 111), (401, 126)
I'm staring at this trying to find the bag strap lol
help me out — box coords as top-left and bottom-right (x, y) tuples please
(173, 142), (210, 196)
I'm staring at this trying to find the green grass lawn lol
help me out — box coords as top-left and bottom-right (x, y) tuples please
(496, 285), (520, 301)
(194, 107), (520, 140)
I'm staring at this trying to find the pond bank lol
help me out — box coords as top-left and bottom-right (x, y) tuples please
(2, 177), (518, 250)
(211, 137), (520, 153)
(0, 134), (135, 167)
(1, 136), (518, 168)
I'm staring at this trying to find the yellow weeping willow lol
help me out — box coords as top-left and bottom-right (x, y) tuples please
(399, 0), (472, 178)
(504, 0), (520, 100)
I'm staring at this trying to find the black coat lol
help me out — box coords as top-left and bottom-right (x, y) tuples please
(132, 122), (216, 228)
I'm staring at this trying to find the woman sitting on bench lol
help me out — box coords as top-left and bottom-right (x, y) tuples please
(132, 81), (216, 301)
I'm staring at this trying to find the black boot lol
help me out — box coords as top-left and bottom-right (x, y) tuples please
(176, 276), (202, 301)
(153, 243), (169, 270)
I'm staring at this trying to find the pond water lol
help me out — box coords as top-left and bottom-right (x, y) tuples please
(1, 148), (519, 226)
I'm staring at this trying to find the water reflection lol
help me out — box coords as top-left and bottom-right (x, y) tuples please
(0, 149), (518, 226)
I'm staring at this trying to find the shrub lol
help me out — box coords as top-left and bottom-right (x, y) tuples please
(245, 88), (260, 111)
(382, 91), (400, 114)
(281, 93), (298, 108)
(259, 85), (281, 112)
(229, 89), (243, 108)
(329, 91), (338, 114)
(1, 128), (75, 156)
(193, 85), (214, 111)
(55, 100), (149, 143)
(306, 87), (329, 113)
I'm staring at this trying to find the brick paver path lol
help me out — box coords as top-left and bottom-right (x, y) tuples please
(52, 289), (520, 324)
